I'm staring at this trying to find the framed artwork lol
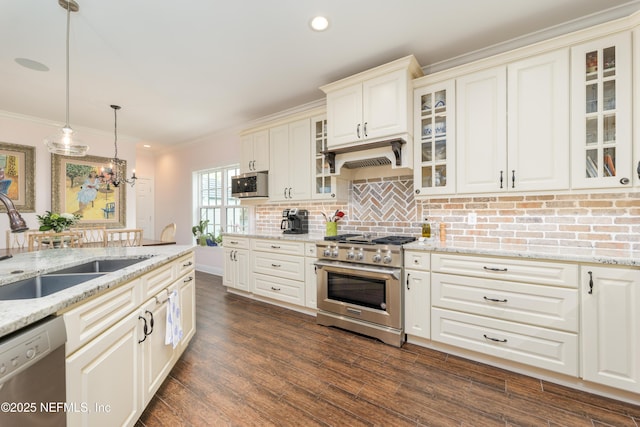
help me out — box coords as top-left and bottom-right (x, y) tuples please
(0, 142), (35, 213)
(51, 154), (126, 228)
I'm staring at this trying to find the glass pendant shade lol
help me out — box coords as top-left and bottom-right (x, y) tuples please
(44, 125), (89, 156)
(44, 0), (88, 157)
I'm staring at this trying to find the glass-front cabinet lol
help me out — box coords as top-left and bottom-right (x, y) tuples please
(571, 32), (632, 189)
(413, 81), (455, 195)
(311, 115), (347, 200)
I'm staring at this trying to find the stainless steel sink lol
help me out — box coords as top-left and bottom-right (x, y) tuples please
(0, 273), (105, 300)
(52, 257), (150, 274)
(0, 257), (152, 300)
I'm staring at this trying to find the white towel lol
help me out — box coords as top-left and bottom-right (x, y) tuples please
(165, 289), (183, 348)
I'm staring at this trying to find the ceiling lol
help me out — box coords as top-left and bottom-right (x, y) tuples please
(2, 0), (639, 151)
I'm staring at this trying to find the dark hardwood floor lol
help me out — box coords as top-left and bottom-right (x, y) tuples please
(136, 271), (640, 426)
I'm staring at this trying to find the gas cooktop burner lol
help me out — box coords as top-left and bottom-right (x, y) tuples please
(323, 234), (416, 246)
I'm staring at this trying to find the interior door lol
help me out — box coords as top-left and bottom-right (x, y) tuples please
(135, 177), (154, 239)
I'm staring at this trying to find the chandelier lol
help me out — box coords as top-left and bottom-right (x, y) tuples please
(43, 0), (89, 156)
(101, 105), (136, 187)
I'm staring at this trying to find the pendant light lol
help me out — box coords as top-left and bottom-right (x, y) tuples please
(101, 105), (136, 187)
(43, 0), (89, 156)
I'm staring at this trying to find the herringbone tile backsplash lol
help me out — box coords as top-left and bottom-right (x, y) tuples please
(253, 175), (640, 249)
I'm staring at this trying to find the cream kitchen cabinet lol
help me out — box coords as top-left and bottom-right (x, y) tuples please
(222, 236), (249, 292)
(413, 81), (456, 195)
(305, 243), (317, 309)
(321, 55), (422, 149)
(581, 265), (640, 393)
(431, 253), (579, 376)
(250, 238), (306, 306)
(311, 115), (348, 201)
(403, 251), (431, 340)
(269, 118), (312, 201)
(571, 32), (632, 189)
(240, 129), (269, 173)
(457, 49), (570, 193)
(65, 252), (195, 427)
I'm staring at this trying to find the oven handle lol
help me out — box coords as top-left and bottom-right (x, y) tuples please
(314, 260), (401, 280)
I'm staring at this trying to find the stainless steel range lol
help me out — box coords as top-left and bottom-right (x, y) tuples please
(315, 234), (416, 347)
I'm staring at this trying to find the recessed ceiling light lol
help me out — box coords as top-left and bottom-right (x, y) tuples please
(15, 58), (49, 72)
(310, 16), (329, 32)
(143, 144), (151, 148)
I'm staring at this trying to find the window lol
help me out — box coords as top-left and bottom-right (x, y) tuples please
(194, 165), (250, 237)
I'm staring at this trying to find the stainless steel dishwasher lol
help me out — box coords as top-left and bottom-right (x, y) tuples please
(0, 315), (67, 426)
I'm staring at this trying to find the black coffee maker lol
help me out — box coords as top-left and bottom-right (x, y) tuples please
(280, 208), (309, 234)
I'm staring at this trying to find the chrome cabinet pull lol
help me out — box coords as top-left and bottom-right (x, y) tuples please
(363, 122), (368, 137)
(483, 296), (508, 303)
(483, 266), (508, 272)
(145, 310), (154, 334)
(483, 334), (507, 343)
(588, 271), (594, 294)
(357, 123), (361, 138)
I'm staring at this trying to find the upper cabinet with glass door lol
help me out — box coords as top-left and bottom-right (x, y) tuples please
(571, 32), (632, 189)
(413, 81), (455, 195)
(311, 115), (348, 200)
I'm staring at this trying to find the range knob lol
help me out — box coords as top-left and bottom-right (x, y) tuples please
(323, 246), (331, 257)
(331, 248), (339, 257)
(372, 249), (382, 263)
(356, 249), (365, 260)
(346, 247), (355, 260)
(383, 251), (392, 264)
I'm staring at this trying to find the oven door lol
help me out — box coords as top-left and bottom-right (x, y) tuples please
(315, 260), (402, 329)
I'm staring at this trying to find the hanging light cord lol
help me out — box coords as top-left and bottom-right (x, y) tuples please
(113, 106), (119, 160)
(64, 0), (71, 129)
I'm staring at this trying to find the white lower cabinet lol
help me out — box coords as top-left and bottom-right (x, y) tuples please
(65, 252), (196, 427)
(250, 239), (306, 306)
(404, 250), (431, 340)
(222, 237), (250, 291)
(430, 253), (579, 376)
(581, 265), (640, 393)
(305, 243), (318, 309)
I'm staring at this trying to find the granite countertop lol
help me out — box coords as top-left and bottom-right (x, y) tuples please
(223, 232), (325, 243)
(0, 245), (194, 339)
(404, 240), (640, 267)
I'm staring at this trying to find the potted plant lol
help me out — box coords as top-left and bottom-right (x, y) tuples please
(36, 210), (81, 232)
(191, 219), (209, 246)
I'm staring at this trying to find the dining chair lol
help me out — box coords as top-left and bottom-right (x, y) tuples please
(160, 223), (176, 242)
(70, 225), (107, 248)
(27, 230), (84, 251)
(105, 228), (143, 247)
(6, 229), (35, 252)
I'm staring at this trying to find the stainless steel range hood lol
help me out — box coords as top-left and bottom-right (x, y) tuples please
(323, 138), (412, 174)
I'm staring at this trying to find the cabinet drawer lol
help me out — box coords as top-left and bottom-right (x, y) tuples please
(175, 252), (195, 277)
(252, 273), (304, 306)
(252, 239), (305, 255)
(64, 278), (143, 356)
(143, 261), (175, 299)
(432, 273), (578, 332)
(252, 252), (305, 281)
(432, 308), (578, 376)
(432, 253), (578, 288)
(305, 243), (317, 257)
(222, 236), (249, 249)
(404, 251), (430, 271)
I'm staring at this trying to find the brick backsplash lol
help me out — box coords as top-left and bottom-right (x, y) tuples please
(254, 175), (640, 250)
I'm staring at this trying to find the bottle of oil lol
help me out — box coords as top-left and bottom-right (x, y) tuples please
(421, 218), (431, 238)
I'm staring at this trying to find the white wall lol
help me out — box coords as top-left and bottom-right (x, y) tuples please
(0, 112), (139, 249)
(153, 126), (241, 273)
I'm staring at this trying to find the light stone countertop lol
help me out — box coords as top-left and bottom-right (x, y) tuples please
(225, 232), (640, 266)
(0, 245), (194, 339)
(403, 240), (640, 267)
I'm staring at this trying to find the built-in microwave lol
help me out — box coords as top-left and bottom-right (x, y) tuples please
(231, 171), (268, 198)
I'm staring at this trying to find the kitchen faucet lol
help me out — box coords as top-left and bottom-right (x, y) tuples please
(0, 192), (28, 260)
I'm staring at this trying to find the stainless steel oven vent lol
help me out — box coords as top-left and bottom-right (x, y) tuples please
(341, 157), (392, 169)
